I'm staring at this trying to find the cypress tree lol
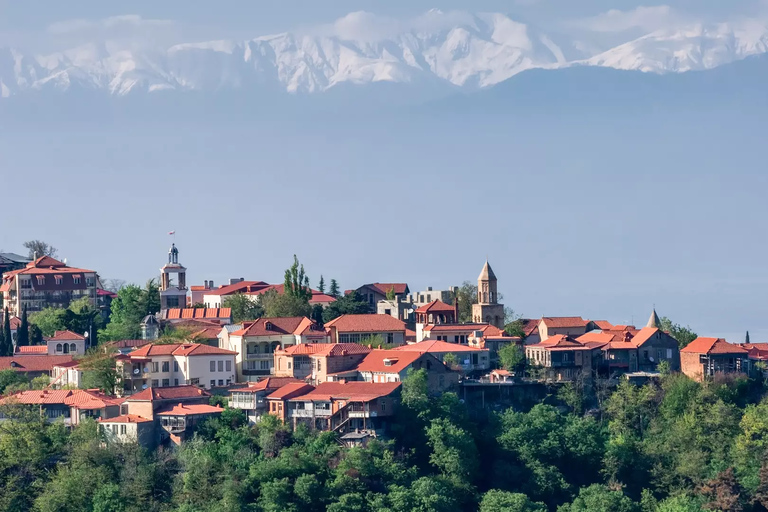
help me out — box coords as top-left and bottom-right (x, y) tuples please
(2, 308), (12, 356)
(746, 331), (751, 344)
(329, 279), (340, 299)
(318, 275), (326, 294)
(17, 306), (29, 347)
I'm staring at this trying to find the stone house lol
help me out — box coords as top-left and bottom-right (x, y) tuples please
(228, 377), (302, 424)
(525, 335), (606, 382)
(325, 314), (407, 346)
(273, 343), (372, 384)
(680, 337), (750, 382)
(392, 339), (491, 373)
(355, 350), (458, 393)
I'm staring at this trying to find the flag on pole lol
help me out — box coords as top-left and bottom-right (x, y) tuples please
(168, 231), (175, 235)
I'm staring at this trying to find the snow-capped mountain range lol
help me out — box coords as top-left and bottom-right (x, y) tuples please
(1, 11), (767, 97)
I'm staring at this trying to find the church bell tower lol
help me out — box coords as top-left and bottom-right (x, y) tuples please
(160, 243), (187, 310)
(472, 260), (505, 328)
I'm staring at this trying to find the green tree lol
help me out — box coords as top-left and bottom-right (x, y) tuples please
(323, 291), (370, 323)
(16, 306), (29, 347)
(284, 254), (312, 302)
(479, 490), (547, 512)
(329, 279), (340, 299)
(2, 308), (12, 356)
(659, 317), (698, 349)
(23, 239), (58, 259)
(79, 348), (120, 393)
(99, 280), (160, 341)
(92, 483), (124, 512)
(0, 369), (28, 394)
(261, 289), (312, 318)
(499, 343), (525, 371)
(318, 276), (326, 294)
(558, 484), (639, 512)
(386, 286), (396, 301)
(455, 281), (477, 323)
(442, 352), (459, 369)
(223, 293), (263, 323)
(426, 417), (479, 479)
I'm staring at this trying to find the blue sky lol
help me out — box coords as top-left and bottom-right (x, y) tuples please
(0, 0), (766, 343)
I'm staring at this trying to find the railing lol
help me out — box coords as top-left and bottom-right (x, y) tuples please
(245, 353), (273, 360)
(229, 398), (257, 409)
(332, 404), (350, 432)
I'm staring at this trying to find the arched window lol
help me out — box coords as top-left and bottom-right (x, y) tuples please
(62, 344), (69, 354)
(483, 292), (488, 303)
(56, 343), (63, 353)
(70, 343), (77, 353)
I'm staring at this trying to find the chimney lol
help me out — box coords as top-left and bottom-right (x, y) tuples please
(427, 286), (433, 291)
(454, 294), (459, 323)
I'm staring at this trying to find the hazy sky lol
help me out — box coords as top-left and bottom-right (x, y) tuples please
(0, 1), (766, 343)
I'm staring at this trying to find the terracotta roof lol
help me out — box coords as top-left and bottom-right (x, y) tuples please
(160, 308), (231, 321)
(15, 345), (48, 354)
(492, 369), (512, 376)
(393, 339), (484, 353)
(155, 403), (223, 416)
(356, 350), (424, 374)
(128, 343), (236, 358)
(279, 342), (372, 357)
(592, 320), (614, 330)
(97, 289), (118, 298)
(231, 317), (320, 337)
(681, 337), (748, 355)
(744, 343), (768, 352)
(230, 377), (302, 393)
(127, 385), (210, 402)
(0, 355), (73, 372)
(2, 256), (96, 276)
(358, 283), (409, 296)
(415, 300), (455, 314)
(325, 314), (406, 333)
(528, 335), (588, 350)
(98, 414), (152, 424)
(541, 317), (589, 328)
(0, 389), (74, 405)
(204, 281), (270, 297)
(424, 323), (505, 336)
(64, 390), (124, 410)
(191, 326), (225, 340)
(267, 382), (315, 400)
(46, 330), (85, 341)
(521, 319), (540, 336)
(108, 339), (153, 349)
(290, 381), (401, 402)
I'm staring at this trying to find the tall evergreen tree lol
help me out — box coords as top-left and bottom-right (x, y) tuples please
(284, 255), (312, 302)
(2, 308), (12, 356)
(16, 307), (29, 347)
(746, 331), (751, 344)
(318, 275), (326, 294)
(329, 279), (340, 299)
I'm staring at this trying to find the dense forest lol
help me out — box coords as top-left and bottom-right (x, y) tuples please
(2, 368), (768, 512)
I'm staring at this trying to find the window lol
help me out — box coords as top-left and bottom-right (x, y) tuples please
(381, 400), (386, 412)
(386, 333), (394, 344)
(667, 349), (673, 359)
(55, 276), (62, 285)
(210, 361), (216, 372)
(218, 360), (223, 372)
(69, 343), (76, 353)
(210, 380), (216, 388)
(174, 361), (179, 372)
(174, 378), (179, 386)
(218, 379), (224, 386)
(86, 277), (95, 287)
(190, 378), (199, 385)
(162, 379), (169, 387)
(162, 361), (170, 372)
(120, 425), (126, 435)
(288, 362), (292, 369)
(151, 379), (159, 387)
(152, 362), (159, 373)
(226, 379), (231, 386)
(56, 343), (63, 353)
(37, 276), (45, 285)
(260, 360), (270, 370)
(112, 424), (117, 434)
(73, 276), (81, 285)
(225, 360), (231, 372)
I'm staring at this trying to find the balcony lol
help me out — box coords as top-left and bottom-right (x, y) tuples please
(229, 397), (257, 410)
(289, 407), (333, 418)
(245, 353), (273, 361)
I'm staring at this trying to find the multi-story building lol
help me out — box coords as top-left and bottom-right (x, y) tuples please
(45, 330), (87, 356)
(355, 349), (458, 392)
(419, 322), (505, 344)
(201, 280), (336, 309)
(273, 342), (372, 383)
(0, 354), (74, 379)
(0, 256), (99, 316)
(325, 314), (407, 346)
(392, 339), (491, 373)
(159, 244), (187, 310)
(220, 317), (328, 381)
(407, 286), (458, 309)
(228, 377), (302, 424)
(578, 326), (680, 374)
(525, 334), (606, 382)
(353, 283), (410, 311)
(680, 337), (750, 382)
(284, 381), (401, 434)
(0, 252), (30, 275)
(0, 389), (123, 425)
(115, 343), (237, 395)
(538, 317), (593, 341)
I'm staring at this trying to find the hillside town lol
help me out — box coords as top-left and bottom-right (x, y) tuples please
(0, 242), (760, 452)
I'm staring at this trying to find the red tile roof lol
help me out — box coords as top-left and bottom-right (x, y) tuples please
(681, 337), (748, 355)
(204, 281), (270, 297)
(2, 256), (96, 276)
(98, 414), (152, 424)
(0, 355), (74, 372)
(230, 377), (302, 393)
(359, 283), (409, 296)
(0, 389), (74, 405)
(279, 343), (372, 357)
(155, 403), (223, 416)
(415, 300), (455, 314)
(290, 381), (401, 402)
(128, 343), (236, 358)
(108, 339), (153, 350)
(231, 317), (322, 337)
(422, 323), (504, 336)
(46, 330), (85, 341)
(267, 382), (315, 400)
(521, 319), (540, 337)
(393, 339), (484, 353)
(161, 308), (231, 321)
(127, 385), (211, 402)
(355, 350), (424, 374)
(15, 345), (48, 354)
(325, 314), (407, 333)
(64, 390), (124, 410)
(592, 320), (614, 330)
(541, 317), (589, 328)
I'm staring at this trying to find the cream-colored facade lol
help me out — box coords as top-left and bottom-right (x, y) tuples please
(472, 261), (505, 328)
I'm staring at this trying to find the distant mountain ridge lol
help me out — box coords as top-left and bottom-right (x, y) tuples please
(1, 11), (766, 98)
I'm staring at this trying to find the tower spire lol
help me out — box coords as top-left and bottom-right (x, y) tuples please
(646, 307), (661, 329)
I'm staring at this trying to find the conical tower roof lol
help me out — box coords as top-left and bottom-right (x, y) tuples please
(647, 308), (661, 329)
(478, 260), (497, 281)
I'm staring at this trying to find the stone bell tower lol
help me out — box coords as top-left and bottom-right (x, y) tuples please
(160, 243), (187, 310)
(472, 260), (505, 328)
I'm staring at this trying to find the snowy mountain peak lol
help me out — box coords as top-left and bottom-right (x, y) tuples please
(0, 11), (766, 97)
